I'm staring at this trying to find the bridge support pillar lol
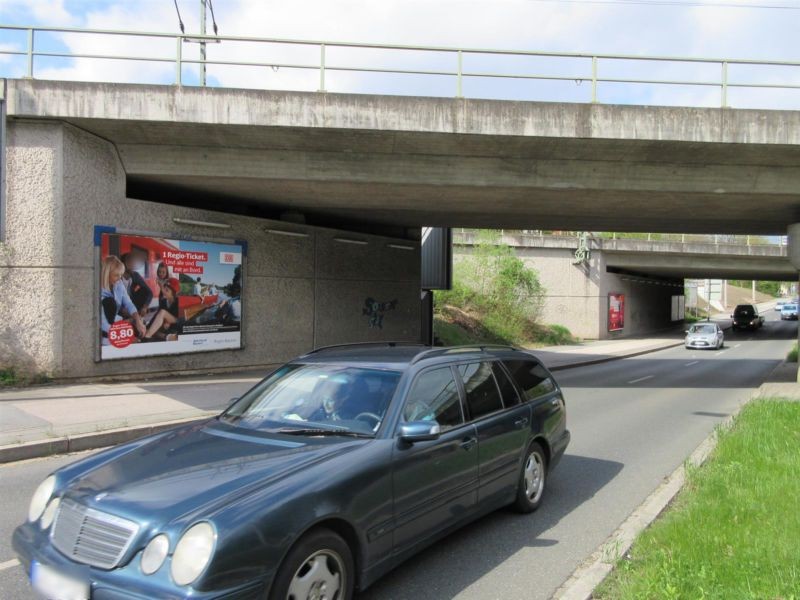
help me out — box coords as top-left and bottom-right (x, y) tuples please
(787, 224), (800, 382)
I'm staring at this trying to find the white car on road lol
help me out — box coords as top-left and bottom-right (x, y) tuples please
(685, 322), (724, 350)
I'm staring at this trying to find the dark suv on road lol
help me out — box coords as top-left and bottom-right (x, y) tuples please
(14, 343), (570, 600)
(731, 304), (765, 331)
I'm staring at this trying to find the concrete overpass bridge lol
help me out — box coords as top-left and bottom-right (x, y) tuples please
(2, 74), (800, 376)
(4, 78), (800, 236)
(453, 231), (791, 338)
(453, 231), (793, 281)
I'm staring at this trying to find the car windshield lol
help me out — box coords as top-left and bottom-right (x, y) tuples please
(734, 306), (754, 316)
(221, 364), (402, 435)
(689, 324), (716, 334)
(784, 305), (797, 311)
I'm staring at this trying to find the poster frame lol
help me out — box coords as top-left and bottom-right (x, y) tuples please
(93, 225), (247, 362)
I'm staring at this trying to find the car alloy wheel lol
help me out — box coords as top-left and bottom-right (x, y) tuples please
(524, 450), (545, 503)
(514, 441), (547, 513)
(288, 550), (345, 600)
(270, 528), (353, 600)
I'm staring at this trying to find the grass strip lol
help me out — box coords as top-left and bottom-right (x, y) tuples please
(787, 343), (798, 363)
(595, 399), (800, 600)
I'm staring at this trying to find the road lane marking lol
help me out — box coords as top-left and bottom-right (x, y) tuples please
(685, 361), (699, 366)
(0, 558), (20, 571)
(628, 375), (654, 384)
(734, 344), (741, 348)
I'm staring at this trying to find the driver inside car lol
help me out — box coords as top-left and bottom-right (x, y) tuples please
(304, 376), (384, 432)
(307, 377), (352, 423)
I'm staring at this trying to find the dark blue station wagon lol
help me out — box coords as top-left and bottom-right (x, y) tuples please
(14, 343), (570, 600)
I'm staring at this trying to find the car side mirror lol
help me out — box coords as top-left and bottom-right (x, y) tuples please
(398, 421), (441, 443)
(684, 330), (689, 334)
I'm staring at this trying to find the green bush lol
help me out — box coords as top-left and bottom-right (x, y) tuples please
(435, 230), (575, 347)
(0, 368), (17, 386)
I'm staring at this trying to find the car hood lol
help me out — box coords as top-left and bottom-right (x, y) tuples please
(61, 420), (366, 524)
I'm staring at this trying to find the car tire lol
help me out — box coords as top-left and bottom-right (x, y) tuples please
(268, 528), (354, 600)
(513, 440), (547, 514)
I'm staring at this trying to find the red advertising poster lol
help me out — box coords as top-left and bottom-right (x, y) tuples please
(98, 230), (244, 360)
(608, 293), (625, 331)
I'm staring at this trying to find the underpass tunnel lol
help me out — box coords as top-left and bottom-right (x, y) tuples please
(2, 79), (799, 380)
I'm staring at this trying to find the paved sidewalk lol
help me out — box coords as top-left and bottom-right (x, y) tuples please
(0, 324), (726, 463)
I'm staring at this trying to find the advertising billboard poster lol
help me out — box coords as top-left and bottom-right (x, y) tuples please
(97, 229), (244, 360)
(608, 293), (625, 331)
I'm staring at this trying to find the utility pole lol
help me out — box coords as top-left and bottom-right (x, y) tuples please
(752, 280), (756, 303)
(200, 0), (207, 86)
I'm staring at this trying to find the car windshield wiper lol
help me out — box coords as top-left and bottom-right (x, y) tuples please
(274, 427), (373, 439)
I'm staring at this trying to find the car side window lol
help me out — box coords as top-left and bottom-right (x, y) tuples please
(458, 362), (504, 419)
(403, 367), (464, 431)
(503, 360), (556, 401)
(491, 362), (521, 407)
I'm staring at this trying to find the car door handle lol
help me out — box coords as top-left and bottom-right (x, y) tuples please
(514, 417), (529, 428)
(460, 437), (477, 450)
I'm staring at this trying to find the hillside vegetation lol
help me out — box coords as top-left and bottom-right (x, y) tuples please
(434, 231), (577, 347)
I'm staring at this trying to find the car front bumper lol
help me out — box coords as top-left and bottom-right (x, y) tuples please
(685, 339), (715, 348)
(13, 523), (267, 600)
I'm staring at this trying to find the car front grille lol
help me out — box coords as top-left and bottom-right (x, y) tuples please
(51, 498), (140, 569)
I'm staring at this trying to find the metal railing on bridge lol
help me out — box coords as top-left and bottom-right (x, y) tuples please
(2, 24), (800, 108)
(454, 229), (787, 248)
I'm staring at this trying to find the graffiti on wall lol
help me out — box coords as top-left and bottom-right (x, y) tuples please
(363, 298), (398, 329)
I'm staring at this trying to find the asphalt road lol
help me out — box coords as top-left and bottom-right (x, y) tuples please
(0, 314), (795, 600)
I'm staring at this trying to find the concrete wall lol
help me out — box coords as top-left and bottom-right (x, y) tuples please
(0, 121), (420, 379)
(453, 244), (682, 340)
(514, 247), (604, 340)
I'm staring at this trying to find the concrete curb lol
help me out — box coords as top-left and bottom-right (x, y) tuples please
(547, 341), (685, 372)
(0, 335), (696, 464)
(0, 415), (212, 465)
(551, 369), (777, 600)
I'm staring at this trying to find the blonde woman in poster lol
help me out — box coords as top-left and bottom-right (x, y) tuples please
(99, 255), (146, 345)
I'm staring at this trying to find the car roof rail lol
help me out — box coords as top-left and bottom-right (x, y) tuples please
(410, 344), (520, 364)
(302, 341), (427, 357)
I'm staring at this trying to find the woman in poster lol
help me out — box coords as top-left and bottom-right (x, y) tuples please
(100, 256), (146, 345)
(144, 277), (181, 341)
(154, 261), (171, 303)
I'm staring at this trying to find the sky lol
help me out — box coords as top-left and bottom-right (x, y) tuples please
(1, 0), (799, 108)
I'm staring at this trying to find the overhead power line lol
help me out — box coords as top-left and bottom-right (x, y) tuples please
(207, 0), (219, 35)
(172, 0), (185, 33)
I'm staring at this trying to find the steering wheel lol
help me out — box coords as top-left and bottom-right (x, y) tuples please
(354, 412), (382, 428)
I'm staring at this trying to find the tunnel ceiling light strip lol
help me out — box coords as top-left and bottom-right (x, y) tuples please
(172, 217), (231, 229)
(387, 243), (416, 250)
(334, 237), (368, 245)
(265, 228), (309, 238)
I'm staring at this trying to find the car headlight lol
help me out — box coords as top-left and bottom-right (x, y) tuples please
(28, 476), (56, 522)
(40, 497), (61, 530)
(170, 522), (216, 586)
(141, 534), (170, 575)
